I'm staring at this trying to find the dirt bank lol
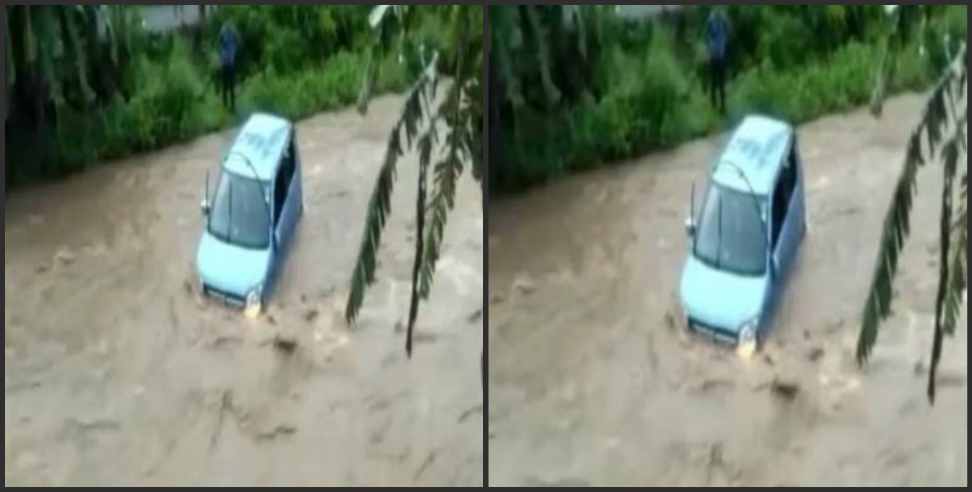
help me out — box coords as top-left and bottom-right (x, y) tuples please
(488, 93), (966, 486)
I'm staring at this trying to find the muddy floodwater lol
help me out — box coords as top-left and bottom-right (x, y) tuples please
(5, 93), (483, 486)
(488, 94), (966, 486)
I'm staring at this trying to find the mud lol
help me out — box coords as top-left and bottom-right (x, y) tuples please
(4, 93), (483, 486)
(488, 94), (967, 486)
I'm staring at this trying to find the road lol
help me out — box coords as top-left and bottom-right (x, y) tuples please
(488, 93), (967, 486)
(4, 92), (484, 486)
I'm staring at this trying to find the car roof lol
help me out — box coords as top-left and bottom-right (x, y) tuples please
(712, 115), (792, 196)
(222, 113), (292, 182)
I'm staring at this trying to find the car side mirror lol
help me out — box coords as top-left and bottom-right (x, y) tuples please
(201, 170), (211, 216)
(686, 180), (698, 238)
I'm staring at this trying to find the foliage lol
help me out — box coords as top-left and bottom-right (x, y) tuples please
(238, 50), (408, 122)
(345, 5), (483, 357)
(858, 31), (967, 404)
(729, 40), (934, 125)
(490, 5), (612, 190)
(206, 5), (371, 78)
(6, 5), (145, 183)
(491, 5), (961, 194)
(6, 6), (430, 188)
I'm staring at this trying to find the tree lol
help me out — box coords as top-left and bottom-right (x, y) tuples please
(6, 5), (137, 127)
(6, 5), (139, 180)
(344, 5), (483, 360)
(858, 6), (966, 403)
(490, 5), (608, 190)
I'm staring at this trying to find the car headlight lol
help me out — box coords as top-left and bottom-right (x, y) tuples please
(736, 319), (758, 358)
(244, 285), (263, 318)
(738, 320), (757, 345)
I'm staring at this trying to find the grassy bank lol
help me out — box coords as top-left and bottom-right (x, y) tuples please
(493, 5), (966, 193)
(6, 6), (438, 188)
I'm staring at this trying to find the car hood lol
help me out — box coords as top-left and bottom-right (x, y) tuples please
(679, 253), (768, 333)
(196, 230), (270, 297)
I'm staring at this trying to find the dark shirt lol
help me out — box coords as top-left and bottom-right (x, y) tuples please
(706, 11), (729, 62)
(219, 23), (239, 68)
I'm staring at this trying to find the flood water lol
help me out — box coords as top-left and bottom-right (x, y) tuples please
(5, 93), (484, 486)
(488, 94), (967, 486)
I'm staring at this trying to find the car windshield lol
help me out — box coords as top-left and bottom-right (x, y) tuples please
(693, 183), (767, 276)
(207, 170), (270, 249)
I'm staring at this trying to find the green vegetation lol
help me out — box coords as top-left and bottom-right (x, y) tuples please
(492, 5), (967, 193)
(6, 6), (437, 188)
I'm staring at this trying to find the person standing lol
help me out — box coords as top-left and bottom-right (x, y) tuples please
(218, 20), (240, 111)
(705, 7), (730, 114)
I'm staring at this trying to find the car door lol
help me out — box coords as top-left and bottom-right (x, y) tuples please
(772, 137), (802, 286)
(276, 132), (301, 253)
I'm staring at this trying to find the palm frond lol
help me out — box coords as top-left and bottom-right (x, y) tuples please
(492, 12), (523, 111)
(928, 110), (965, 403)
(57, 6), (95, 108)
(345, 56), (438, 325)
(347, 5), (481, 359)
(356, 46), (378, 116)
(564, 6), (587, 62)
(408, 8), (471, 354)
(31, 7), (62, 106)
(524, 6), (561, 108)
(358, 5), (410, 116)
(857, 45), (966, 366)
(405, 125), (433, 357)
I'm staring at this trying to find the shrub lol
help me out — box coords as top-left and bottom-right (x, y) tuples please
(494, 6), (949, 194)
(8, 6), (423, 189)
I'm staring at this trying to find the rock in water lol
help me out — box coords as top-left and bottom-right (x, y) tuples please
(771, 379), (800, 400)
(273, 335), (297, 353)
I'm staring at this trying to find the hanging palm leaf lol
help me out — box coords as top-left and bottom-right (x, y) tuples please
(345, 55), (438, 329)
(345, 5), (482, 358)
(524, 6), (561, 109)
(858, 43), (967, 403)
(57, 6), (95, 108)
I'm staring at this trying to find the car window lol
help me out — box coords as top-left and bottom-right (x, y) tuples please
(694, 183), (768, 276)
(208, 171), (270, 249)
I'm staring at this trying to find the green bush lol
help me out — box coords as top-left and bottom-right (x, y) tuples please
(493, 5), (951, 194)
(239, 50), (408, 121)
(728, 39), (931, 126)
(757, 14), (815, 70)
(7, 6), (426, 188)
(209, 5), (371, 78)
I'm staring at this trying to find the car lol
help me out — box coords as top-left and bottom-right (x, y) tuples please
(196, 113), (304, 317)
(679, 115), (807, 353)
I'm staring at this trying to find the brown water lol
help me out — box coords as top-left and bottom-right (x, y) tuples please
(488, 94), (967, 486)
(4, 93), (483, 486)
